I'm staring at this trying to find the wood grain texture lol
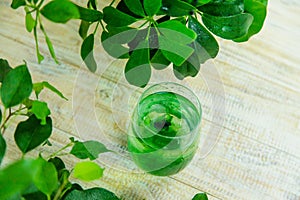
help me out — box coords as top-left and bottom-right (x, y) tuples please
(0, 0), (299, 199)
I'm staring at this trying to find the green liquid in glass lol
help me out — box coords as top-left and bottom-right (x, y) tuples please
(128, 91), (201, 176)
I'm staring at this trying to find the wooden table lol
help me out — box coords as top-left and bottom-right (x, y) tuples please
(0, 0), (299, 199)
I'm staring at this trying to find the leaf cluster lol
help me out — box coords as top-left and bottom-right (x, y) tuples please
(101, 0), (268, 86)
(11, 0), (103, 66)
(0, 56), (209, 199)
(0, 58), (120, 200)
(11, 0), (268, 87)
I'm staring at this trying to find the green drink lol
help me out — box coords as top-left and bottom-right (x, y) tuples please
(128, 83), (202, 176)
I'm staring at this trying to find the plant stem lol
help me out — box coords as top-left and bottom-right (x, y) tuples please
(1, 108), (7, 130)
(25, 0), (36, 7)
(145, 23), (152, 40)
(39, 17), (59, 63)
(33, 10), (44, 63)
(26, 4), (36, 10)
(53, 176), (69, 200)
(93, 21), (100, 34)
(1, 108), (12, 135)
(59, 184), (73, 198)
(1, 106), (27, 134)
(152, 21), (161, 37)
(12, 107), (27, 115)
(99, 20), (106, 31)
(54, 153), (70, 157)
(138, 20), (149, 29)
(196, 10), (203, 16)
(47, 194), (51, 200)
(148, 19), (161, 36)
(109, 0), (116, 6)
(47, 141), (74, 159)
(36, 0), (45, 9)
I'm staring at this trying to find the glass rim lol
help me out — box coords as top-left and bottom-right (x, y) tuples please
(134, 82), (202, 139)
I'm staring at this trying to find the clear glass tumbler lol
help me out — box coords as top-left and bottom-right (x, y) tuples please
(128, 82), (202, 176)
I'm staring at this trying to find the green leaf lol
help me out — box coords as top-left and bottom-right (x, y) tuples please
(70, 140), (111, 160)
(234, 0), (268, 42)
(144, 0), (162, 16)
(11, 0), (25, 9)
(0, 133), (6, 165)
(61, 183), (83, 199)
(101, 31), (130, 59)
(59, 169), (71, 184)
(1, 64), (33, 108)
(196, 0), (212, 6)
(33, 158), (58, 196)
(173, 62), (194, 80)
(76, 5), (103, 22)
(21, 184), (48, 200)
(46, 35), (58, 63)
(0, 159), (41, 199)
(73, 161), (104, 181)
(202, 13), (254, 39)
(79, 20), (90, 39)
(192, 193), (208, 200)
(106, 25), (138, 44)
(151, 50), (171, 70)
(25, 8), (35, 32)
(0, 58), (12, 83)
(159, 36), (194, 66)
(103, 6), (137, 27)
(124, 0), (145, 17)
(81, 34), (97, 72)
(43, 82), (66, 99)
(257, 0), (268, 6)
(33, 81), (68, 100)
(41, 0), (80, 23)
(148, 28), (158, 50)
(40, 24), (59, 64)
(34, 26), (45, 64)
(48, 157), (66, 172)
(173, 50), (200, 79)
(41, 0), (101, 23)
(33, 83), (44, 98)
(48, 157), (68, 181)
(30, 101), (51, 125)
(22, 190), (47, 200)
(37, 53), (44, 64)
(147, 27), (158, 49)
(198, 0), (244, 16)
(182, 0), (193, 3)
(88, 0), (97, 9)
(14, 115), (52, 153)
(43, 139), (52, 147)
(116, 0), (143, 19)
(125, 41), (151, 87)
(64, 187), (120, 200)
(173, 16), (187, 24)
(22, 98), (34, 108)
(22, 184), (42, 196)
(158, 20), (197, 44)
(128, 28), (148, 52)
(160, 0), (196, 17)
(69, 137), (76, 143)
(188, 16), (219, 63)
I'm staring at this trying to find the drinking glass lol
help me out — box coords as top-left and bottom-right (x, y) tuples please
(128, 82), (202, 176)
